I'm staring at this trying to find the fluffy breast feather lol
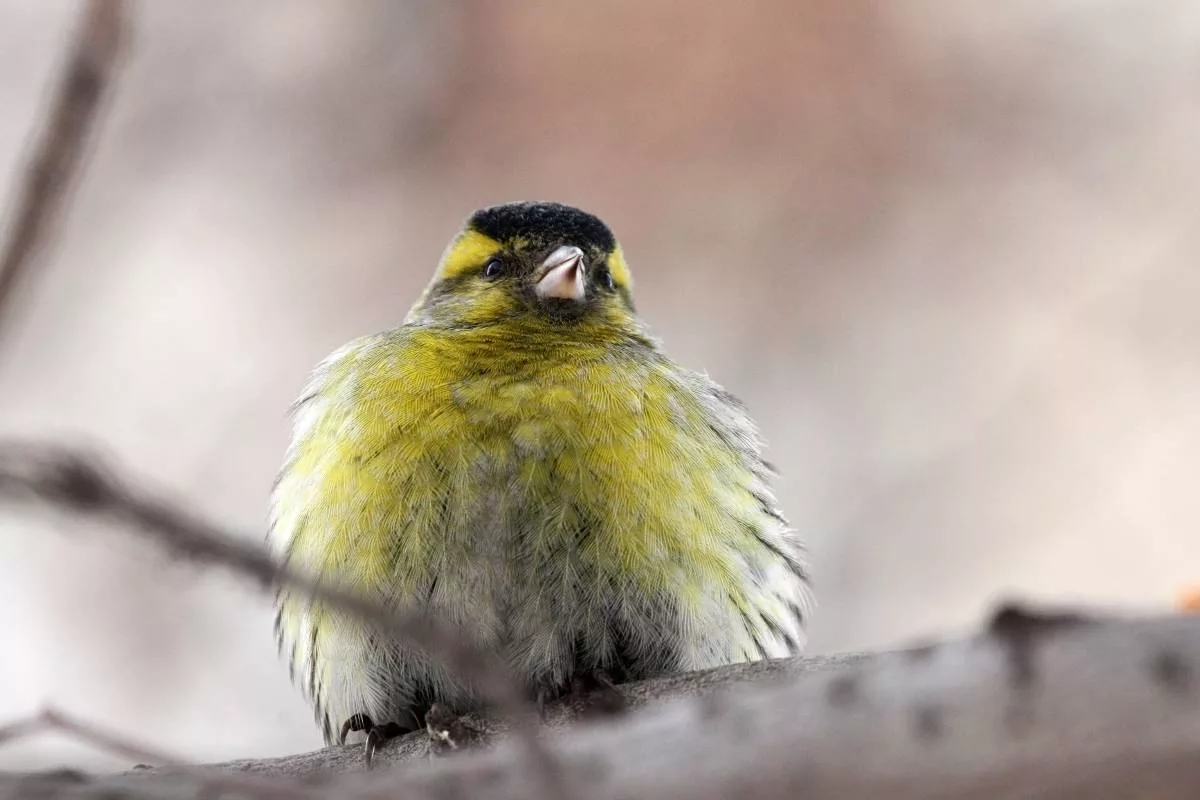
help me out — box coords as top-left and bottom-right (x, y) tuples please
(269, 325), (811, 738)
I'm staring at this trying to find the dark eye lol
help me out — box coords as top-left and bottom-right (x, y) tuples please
(482, 258), (504, 279)
(596, 266), (616, 291)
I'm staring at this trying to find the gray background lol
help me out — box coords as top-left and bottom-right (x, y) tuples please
(1, 0), (1198, 769)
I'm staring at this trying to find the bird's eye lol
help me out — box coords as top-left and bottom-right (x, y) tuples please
(595, 265), (616, 291)
(482, 258), (505, 279)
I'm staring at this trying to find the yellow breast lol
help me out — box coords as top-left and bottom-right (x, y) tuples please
(272, 323), (760, 615)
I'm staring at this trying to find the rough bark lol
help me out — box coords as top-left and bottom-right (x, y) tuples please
(1, 612), (1197, 799)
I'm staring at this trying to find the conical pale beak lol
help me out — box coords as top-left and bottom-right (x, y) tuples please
(534, 245), (586, 301)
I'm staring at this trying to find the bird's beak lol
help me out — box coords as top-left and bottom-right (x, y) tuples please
(534, 245), (586, 302)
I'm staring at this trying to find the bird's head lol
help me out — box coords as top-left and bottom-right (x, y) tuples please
(409, 202), (637, 332)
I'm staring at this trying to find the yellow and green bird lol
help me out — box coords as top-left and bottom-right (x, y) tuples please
(269, 201), (812, 755)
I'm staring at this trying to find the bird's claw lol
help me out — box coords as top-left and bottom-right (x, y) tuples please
(424, 702), (482, 755)
(338, 713), (406, 768)
(338, 713), (373, 745)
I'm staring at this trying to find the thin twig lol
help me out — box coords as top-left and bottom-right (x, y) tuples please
(0, 0), (126, 328)
(0, 443), (567, 799)
(0, 707), (327, 800)
(0, 707), (184, 766)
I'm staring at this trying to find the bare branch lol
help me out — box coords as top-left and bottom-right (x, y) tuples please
(0, 707), (184, 767)
(0, 613), (1194, 799)
(0, 708), (329, 800)
(0, 443), (568, 800)
(0, 0), (127, 329)
(203, 651), (869, 777)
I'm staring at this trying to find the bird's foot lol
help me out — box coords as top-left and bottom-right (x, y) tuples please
(338, 713), (409, 768)
(538, 670), (627, 720)
(424, 702), (484, 755)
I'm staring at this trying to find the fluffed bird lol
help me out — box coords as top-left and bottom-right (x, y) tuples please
(269, 201), (812, 759)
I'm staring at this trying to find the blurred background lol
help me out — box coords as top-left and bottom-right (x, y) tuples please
(2, 0), (1199, 769)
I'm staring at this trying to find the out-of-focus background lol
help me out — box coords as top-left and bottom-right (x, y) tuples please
(2, 0), (1198, 769)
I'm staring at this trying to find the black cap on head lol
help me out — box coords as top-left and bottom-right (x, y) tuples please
(468, 202), (616, 253)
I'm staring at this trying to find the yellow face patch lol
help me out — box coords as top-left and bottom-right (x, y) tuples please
(607, 246), (633, 290)
(436, 229), (503, 282)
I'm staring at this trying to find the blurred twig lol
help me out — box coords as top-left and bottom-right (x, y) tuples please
(0, 707), (324, 800)
(0, 443), (516, 708)
(0, 0), (126, 330)
(0, 443), (567, 800)
(0, 707), (184, 766)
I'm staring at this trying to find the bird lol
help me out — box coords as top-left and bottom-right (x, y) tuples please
(268, 201), (813, 761)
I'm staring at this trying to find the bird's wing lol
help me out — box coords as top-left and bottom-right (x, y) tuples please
(267, 332), (395, 743)
(689, 371), (816, 656)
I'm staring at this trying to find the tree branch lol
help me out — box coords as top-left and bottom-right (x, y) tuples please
(0, 612), (1195, 799)
(0, 0), (126, 330)
(0, 708), (184, 767)
(0, 709), (328, 800)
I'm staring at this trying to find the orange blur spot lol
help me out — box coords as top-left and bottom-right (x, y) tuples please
(1180, 588), (1200, 613)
